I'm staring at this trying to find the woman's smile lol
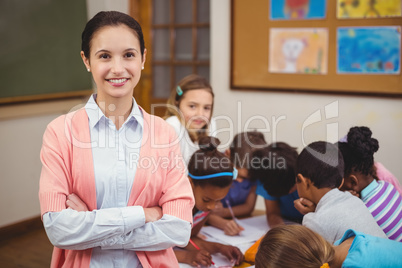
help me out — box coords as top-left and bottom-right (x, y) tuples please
(107, 78), (129, 87)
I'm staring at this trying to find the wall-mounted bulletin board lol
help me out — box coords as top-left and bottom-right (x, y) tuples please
(230, 0), (402, 96)
(0, 0), (92, 104)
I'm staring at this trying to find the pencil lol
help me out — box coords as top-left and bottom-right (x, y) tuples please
(225, 199), (240, 225)
(189, 238), (200, 250)
(189, 238), (215, 265)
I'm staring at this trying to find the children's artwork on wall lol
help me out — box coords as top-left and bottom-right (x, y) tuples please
(270, 0), (327, 20)
(337, 26), (401, 74)
(269, 28), (329, 74)
(337, 0), (402, 19)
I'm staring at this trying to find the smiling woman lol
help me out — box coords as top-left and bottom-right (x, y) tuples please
(38, 11), (194, 268)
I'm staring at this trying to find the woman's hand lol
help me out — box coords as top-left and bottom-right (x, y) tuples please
(217, 244), (244, 266)
(223, 220), (244, 236)
(294, 198), (316, 215)
(186, 250), (213, 267)
(66, 193), (89, 211)
(143, 207), (163, 223)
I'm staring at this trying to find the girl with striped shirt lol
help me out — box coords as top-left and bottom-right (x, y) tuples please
(338, 126), (402, 241)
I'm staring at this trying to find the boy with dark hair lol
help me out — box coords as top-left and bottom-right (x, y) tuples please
(250, 142), (304, 227)
(295, 141), (386, 243)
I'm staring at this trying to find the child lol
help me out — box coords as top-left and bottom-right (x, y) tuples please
(295, 141), (387, 243)
(339, 126), (402, 194)
(337, 126), (402, 241)
(208, 131), (266, 236)
(255, 224), (402, 268)
(250, 142), (304, 227)
(174, 136), (244, 267)
(165, 74), (217, 164)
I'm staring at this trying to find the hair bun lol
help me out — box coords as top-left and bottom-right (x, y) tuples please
(347, 126), (379, 157)
(198, 136), (220, 151)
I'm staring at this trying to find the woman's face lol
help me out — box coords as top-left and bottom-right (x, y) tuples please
(81, 24), (146, 101)
(178, 89), (213, 131)
(192, 183), (230, 212)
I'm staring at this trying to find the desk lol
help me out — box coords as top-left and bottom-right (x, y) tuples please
(179, 213), (268, 268)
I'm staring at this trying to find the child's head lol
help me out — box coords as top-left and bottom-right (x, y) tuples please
(188, 136), (235, 212)
(296, 141), (344, 196)
(250, 142), (298, 197)
(255, 224), (334, 268)
(337, 126), (379, 193)
(165, 74), (214, 140)
(228, 131), (267, 180)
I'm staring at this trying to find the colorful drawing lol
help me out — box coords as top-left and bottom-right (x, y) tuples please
(337, 26), (401, 74)
(270, 0), (327, 20)
(269, 28), (329, 74)
(337, 0), (401, 19)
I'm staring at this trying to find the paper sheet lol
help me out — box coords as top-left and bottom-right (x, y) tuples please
(180, 215), (269, 267)
(200, 215), (269, 246)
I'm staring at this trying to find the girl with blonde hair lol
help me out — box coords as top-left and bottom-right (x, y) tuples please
(165, 74), (217, 164)
(255, 224), (402, 268)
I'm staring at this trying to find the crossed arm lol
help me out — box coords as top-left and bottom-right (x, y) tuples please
(43, 194), (191, 251)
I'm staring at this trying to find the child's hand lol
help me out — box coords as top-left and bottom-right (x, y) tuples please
(294, 198), (316, 215)
(218, 245), (244, 266)
(143, 207), (163, 223)
(211, 202), (225, 216)
(66, 193), (89, 211)
(187, 249), (213, 267)
(197, 233), (207, 240)
(223, 220), (244, 236)
(347, 190), (360, 198)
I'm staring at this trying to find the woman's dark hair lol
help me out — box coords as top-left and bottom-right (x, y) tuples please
(251, 142), (298, 197)
(337, 126), (379, 178)
(297, 141), (344, 189)
(229, 131), (267, 170)
(81, 11), (145, 58)
(188, 136), (233, 188)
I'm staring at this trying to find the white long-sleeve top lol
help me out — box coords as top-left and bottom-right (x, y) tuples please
(165, 115), (217, 164)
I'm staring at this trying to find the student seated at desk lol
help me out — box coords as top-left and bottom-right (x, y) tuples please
(250, 142), (304, 228)
(208, 131), (266, 236)
(294, 141), (387, 243)
(337, 126), (402, 241)
(174, 137), (244, 267)
(338, 126), (402, 195)
(255, 224), (402, 268)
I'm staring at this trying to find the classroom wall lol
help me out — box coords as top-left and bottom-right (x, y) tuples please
(211, 0), (402, 210)
(210, 1), (402, 183)
(86, 0), (128, 19)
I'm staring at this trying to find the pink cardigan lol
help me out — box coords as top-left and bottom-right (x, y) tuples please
(39, 108), (194, 268)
